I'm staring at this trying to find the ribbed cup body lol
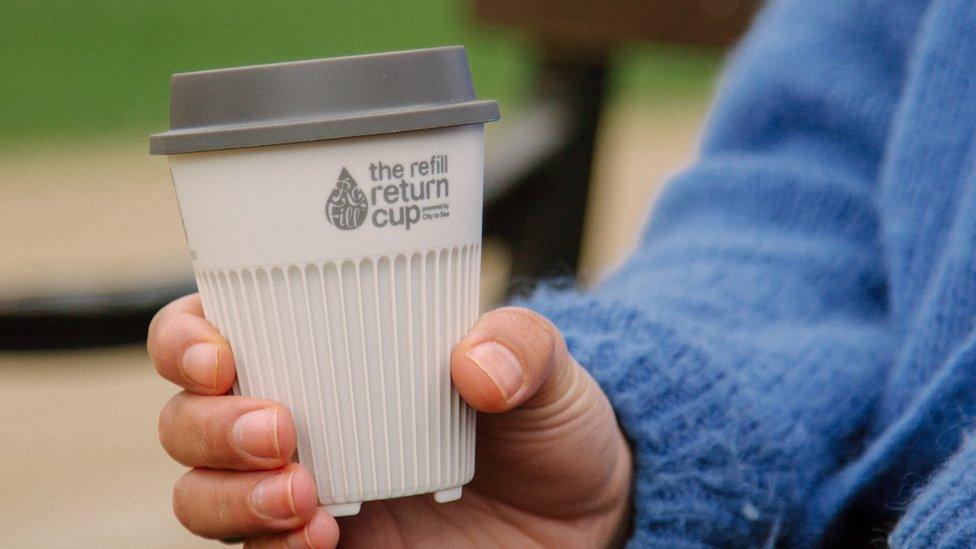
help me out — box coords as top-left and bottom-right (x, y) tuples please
(195, 243), (480, 506)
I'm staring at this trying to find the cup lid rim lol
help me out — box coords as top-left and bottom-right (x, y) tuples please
(150, 100), (497, 155)
(149, 46), (499, 155)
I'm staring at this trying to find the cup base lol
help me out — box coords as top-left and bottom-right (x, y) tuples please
(323, 486), (465, 517)
(433, 486), (463, 503)
(324, 502), (362, 517)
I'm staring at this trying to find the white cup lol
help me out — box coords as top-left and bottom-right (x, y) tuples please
(151, 47), (499, 515)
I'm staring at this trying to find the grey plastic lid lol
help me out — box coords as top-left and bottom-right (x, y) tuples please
(149, 46), (499, 155)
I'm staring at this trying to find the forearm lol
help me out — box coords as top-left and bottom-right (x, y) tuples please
(518, 0), (930, 544)
(889, 435), (976, 547)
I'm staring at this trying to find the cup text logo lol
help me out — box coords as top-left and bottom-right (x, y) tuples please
(325, 167), (369, 230)
(326, 156), (450, 232)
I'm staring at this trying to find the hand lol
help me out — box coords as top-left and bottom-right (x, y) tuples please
(149, 295), (632, 548)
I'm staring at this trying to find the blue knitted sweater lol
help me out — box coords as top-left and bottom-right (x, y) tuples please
(521, 0), (976, 546)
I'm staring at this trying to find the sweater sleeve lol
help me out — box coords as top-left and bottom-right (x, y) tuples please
(888, 435), (976, 547)
(518, 0), (927, 546)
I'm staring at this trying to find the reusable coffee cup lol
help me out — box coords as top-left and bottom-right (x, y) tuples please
(150, 46), (499, 516)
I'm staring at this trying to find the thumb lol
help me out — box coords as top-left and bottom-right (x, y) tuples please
(450, 306), (631, 523)
(451, 306), (576, 414)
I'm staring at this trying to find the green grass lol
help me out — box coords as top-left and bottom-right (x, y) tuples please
(612, 45), (723, 102)
(0, 0), (721, 146)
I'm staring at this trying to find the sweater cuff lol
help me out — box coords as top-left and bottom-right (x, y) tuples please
(517, 286), (806, 547)
(889, 437), (976, 547)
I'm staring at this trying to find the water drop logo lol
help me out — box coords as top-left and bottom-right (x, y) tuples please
(325, 167), (369, 230)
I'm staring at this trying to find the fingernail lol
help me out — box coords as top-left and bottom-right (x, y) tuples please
(303, 515), (329, 549)
(249, 471), (298, 521)
(180, 342), (218, 389)
(287, 511), (333, 549)
(466, 341), (524, 400)
(232, 408), (280, 459)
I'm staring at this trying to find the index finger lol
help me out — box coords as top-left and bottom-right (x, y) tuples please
(147, 293), (236, 395)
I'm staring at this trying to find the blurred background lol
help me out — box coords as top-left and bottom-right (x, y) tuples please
(0, 1), (757, 546)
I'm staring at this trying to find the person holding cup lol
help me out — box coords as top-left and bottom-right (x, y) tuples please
(151, 0), (976, 544)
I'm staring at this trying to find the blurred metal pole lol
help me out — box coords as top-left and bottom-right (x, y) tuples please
(484, 58), (608, 289)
